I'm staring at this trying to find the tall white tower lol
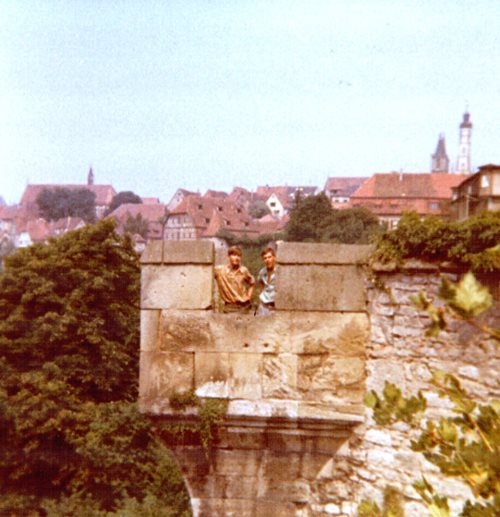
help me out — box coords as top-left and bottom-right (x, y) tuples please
(456, 111), (472, 174)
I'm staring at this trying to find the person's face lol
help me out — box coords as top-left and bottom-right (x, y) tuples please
(228, 252), (241, 268)
(263, 252), (275, 271)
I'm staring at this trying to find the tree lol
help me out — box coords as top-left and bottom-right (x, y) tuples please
(285, 192), (383, 243)
(124, 212), (149, 239)
(36, 187), (96, 223)
(248, 200), (271, 219)
(0, 220), (190, 515)
(364, 273), (499, 516)
(106, 191), (142, 216)
(286, 192), (335, 241)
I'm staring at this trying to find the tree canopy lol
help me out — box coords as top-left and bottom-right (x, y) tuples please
(106, 191), (142, 215)
(0, 220), (190, 515)
(285, 192), (383, 243)
(36, 187), (96, 223)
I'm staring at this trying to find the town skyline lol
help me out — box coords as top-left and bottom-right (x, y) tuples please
(1, 1), (500, 205)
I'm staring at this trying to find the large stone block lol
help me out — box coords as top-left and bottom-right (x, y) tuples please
(297, 356), (365, 399)
(229, 353), (262, 399)
(140, 309), (161, 351)
(275, 264), (367, 311)
(139, 351), (194, 412)
(290, 313), (369, 356)
(277, 242), (374, 265)
(262, 354), (298, 399)
(160, 310), (213, 351)
(163, 240), (214, 264)
(195, 352), (230, 398)
(140, 240), (163, 264)
(141, 265), (213, 309)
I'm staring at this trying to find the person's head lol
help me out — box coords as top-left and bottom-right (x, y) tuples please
(261, 247), (276, 271)
(227, 245), (242, 268)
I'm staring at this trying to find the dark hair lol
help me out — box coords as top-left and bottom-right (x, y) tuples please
(261, 247), (276, 257)
(227, 245), (242, 256)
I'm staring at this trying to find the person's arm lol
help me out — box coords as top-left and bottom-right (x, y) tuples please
(243, 268), (255, 302)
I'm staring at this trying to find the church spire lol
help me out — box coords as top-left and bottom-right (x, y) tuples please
(431, 133), (449, 173)
(456, 110), (472, 174)
(87, 166), (94, 185)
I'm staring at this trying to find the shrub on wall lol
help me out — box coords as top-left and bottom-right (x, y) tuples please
(373, 211), (500, 272)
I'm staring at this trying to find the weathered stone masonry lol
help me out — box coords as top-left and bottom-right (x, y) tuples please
(139, 241), (499, 516)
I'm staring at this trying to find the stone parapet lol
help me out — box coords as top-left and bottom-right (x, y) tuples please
(275, 242), (373, 312)
(139, 240), (371, 516)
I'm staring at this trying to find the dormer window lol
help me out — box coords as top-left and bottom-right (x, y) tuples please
(218, 206), (223, 211)
(198, 204), (203, 210)
(205, 218), (210, 223)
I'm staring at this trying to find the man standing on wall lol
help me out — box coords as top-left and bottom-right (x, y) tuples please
(214, 245), (255, 313)
(257, 247), (277, 315)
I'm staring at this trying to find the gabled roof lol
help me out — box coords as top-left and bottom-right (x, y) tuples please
(203, 189), (228, 199)
(108, 203), (168, 222)
(20, 184), (116, 207)
(324, 177), (368, 196)
(351, 173), (468, 199)
(170, 195), (259, 238)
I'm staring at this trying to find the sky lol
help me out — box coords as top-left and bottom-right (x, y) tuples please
(1, 0), (499, 205)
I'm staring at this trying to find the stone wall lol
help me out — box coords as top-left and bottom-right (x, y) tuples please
(139, 242), (499, 516)
(308, 264), (499, 517)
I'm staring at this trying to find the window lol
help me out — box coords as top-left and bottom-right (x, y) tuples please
(205, 218), (210, 223)
(481, 175), (490, 188)
(269, 202), (276, 207)
(428, 202), (439, 210)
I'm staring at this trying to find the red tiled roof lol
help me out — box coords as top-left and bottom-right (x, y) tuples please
(141, 197), (160, 204)
(351, 173), (468, 199)
(20, 184), (117, 207)
(170, 195), (259, 238)
(203, 190), (228, 199)
(324, 177), (368, 195)
(108, 203), (168, 223)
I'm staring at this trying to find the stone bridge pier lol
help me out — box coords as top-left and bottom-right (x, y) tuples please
(139, 241), (373, 516)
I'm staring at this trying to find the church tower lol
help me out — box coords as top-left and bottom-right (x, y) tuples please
(87, 166), (94, 185)
(431, 133), (449, 173)
(456, 111), (472, 174)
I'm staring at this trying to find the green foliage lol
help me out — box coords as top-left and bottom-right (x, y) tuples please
(365, 275), (500, 517)
(124, 212), (149, 238)
(374, 211), (500, 272)
(168, 390), (228, 452)
(36, 187), (97, 223)
(286, 193), (383, 243)
(412, 273), (499, 341)
(248, 199), (271, 219)
(105, 191), (143, 216)
(359, 486), (405, 517)
(0, 220), (190, 515)
(0, 219), (140, 401)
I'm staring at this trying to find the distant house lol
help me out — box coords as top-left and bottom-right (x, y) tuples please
(323, 177), (368, 208)
(165, 195), (259, 243)
(255, 186), (318, 218)
(450, 164), (500, 221)
(350, 172), (468, 229)
(166, 188), (198, 212)
(19, 183), (116, 219)
(107, 203), (169, 240)
(15, 217), (85, 248)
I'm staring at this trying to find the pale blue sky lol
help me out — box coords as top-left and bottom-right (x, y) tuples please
(1, 0), (499, 204)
